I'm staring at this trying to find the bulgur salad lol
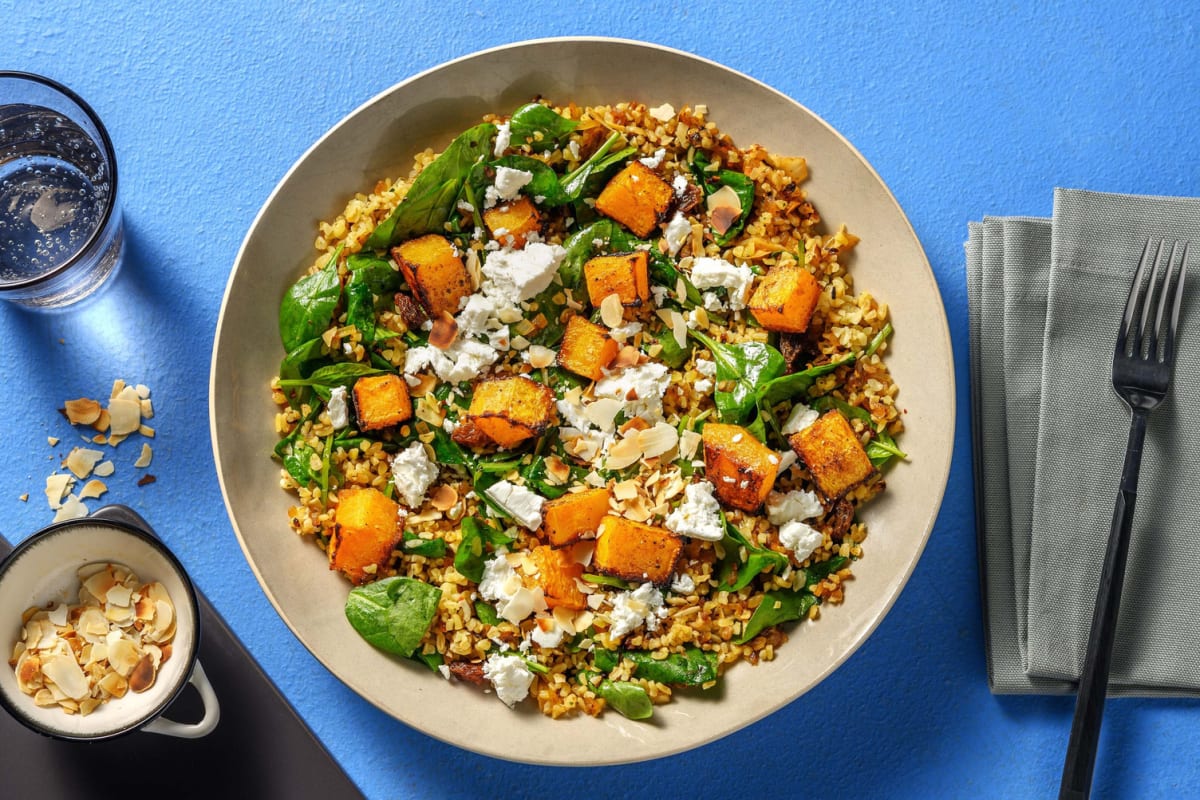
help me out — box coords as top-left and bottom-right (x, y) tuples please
(270, 100), (904, 720)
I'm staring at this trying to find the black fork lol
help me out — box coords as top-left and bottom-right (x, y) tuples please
(1059, 239), (1190, 800)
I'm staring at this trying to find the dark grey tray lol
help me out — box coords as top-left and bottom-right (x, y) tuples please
(0, 505), (363, 799)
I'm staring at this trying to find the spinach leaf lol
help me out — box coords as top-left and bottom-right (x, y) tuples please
(864, 322), (893, 358)
(756, 353), (855, 409)
(652, 330), (692, 369)
(278, 338), (330, 408)
(473, 600), (500, 626)
(281, 442), (318, 488)
(735, 589), (816, 644)
(527, 284), (567, 347)
(344, 276), (376, 343)
(619, 648), (718, 686)
(454, 517), (488, 583)
(689, 329), (786, 425)
(410, 650), (444, 672)
(560, 131), (635, 203)
(344, 577), (442, 658)
(402, 531), (448, 559)
(559, 219), (618, 287)
(279, 244), (343, 352)
(364, 122), (497, 249)
(592, 648), (620, 673)
(276, 362), (387, 392)
(716, 512), (788, 592)
(508, 103), (578, 152)
(804, 555), (849, 587)
(521, 456), (575, 500)
(594, 678), (653, 721)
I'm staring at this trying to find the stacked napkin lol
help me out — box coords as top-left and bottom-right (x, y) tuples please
(969, 189), (1200, 695)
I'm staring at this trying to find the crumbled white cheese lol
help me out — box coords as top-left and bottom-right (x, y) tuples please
(608, 583), (668, 640)
(651, 285), (670, 307)
(530, 617), (565, 649)
(778, 520), (824, 562)
(776, 449), (798, 472)
(664, 481), (725, 541)
(483, 653), (535, 708)
(766, 489), (824, 526)
(608, 321), (643, 342)
(480, 242), (566, 305)
(493, 121), (511, 157)
(702, 291), (726, 313)
(555, 397), (591, 431)
(782, 404), (820, 435)
(390, 442), (439, 508)
(639, 148), (666, 169)
(404, 338), (500, 384)
(327, 386), (349, 430)
(672, 174), (690, 196)
(670, 573), (696, 595)
(593, 363), (671, 423)
(484, 166), (533, 208)
(485, 480), (546, 530)
(690, 257), (755, 311)
(663, 211), (690, 255)
(695, 358), (716, 378)
(456, 293), (502, 337)
(488, 325), (511, 351)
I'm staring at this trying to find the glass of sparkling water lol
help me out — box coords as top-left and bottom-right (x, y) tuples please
(0, 73), (123, 309)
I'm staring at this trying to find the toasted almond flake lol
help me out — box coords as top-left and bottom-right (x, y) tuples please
(428, 311), (460, 350)
(110, 379), (126, 400)
(671, 310), (688, 348)
(41, 653), (90, 701)
(105, 584), (132, 608)
(583, 397), (622, 431)
(52, 495), (87, 522)
(47, 436), (59, 446)
(510, 335), (530, 351)
(429, 484), (458, 512)
(648, 102), (676, 122)
(133, 443), (153, 468)
(139, 398), (154, 418)
(544, 456), (571, 484)
(637, 422), (679, 458)
(526, 345), (556, 369)
(613, 480), (639, 501)
(64, 447), (105, 479)
(599, 293), (624, 328)
(18, 493), (28, 502)
(107, 397), (141, 436)
(79, 479), (107, 500)
(134, 384), (150, 399)
(613, 345), (640, 370)
(45, 473), (72, 510)
(93, 461), (115, 477)
(415, 395), (445, 427)
(91, 434), (106, 444)
(98, 671), (128, 699)
(128, 653), (157, 693)
(108, 433), (128, 447)
(680, 429), (702, 460)
(138, 424), (156, 438)
(63, 398), (102, 425)
(604, 435), (643, 471)
(706, 185), (744, 235)
(91, 408), (110, 433)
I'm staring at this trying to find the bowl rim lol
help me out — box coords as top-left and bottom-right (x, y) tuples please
(210, 35), (955, 763)
(0, 516), (201, 741)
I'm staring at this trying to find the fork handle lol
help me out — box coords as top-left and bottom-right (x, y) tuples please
(1059, 408), (1148, 800)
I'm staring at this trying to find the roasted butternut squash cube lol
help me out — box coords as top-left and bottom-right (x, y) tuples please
(702, 422), (779, 512)
(595, 161), (675, 238)
(465, 376), (557, 449)
(542, 487), (612, 547)
(330, 487), (402, 584)
(789, 410), (876, 499)
(747, 265), (822, 333)
(391, 234), (473, 318)
(530, 545), (588, 610)
(483, 195), (541, 248)
(352, 374), (413, 431)
(593, 516), (683, 587)
(583, 251), (650, 310)
(557, 315), (619, 381)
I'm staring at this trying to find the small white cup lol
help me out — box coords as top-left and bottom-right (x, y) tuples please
(0, 517), (219, 740)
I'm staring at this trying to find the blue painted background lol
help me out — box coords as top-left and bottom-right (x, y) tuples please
(4, 2), (1199, 797)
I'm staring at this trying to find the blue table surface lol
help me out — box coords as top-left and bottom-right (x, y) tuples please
(5, 3), (1199, 798)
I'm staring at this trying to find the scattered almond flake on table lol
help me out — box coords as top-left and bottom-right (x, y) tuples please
(64, 447), (105, 479)
(79, 479), (108, 500)
(134, 444), (152, 468)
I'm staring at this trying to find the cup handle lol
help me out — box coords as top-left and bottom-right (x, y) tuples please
(141, 661), (221, 739)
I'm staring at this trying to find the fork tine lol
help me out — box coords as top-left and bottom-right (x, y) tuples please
(1160, 241), (1190, 364)
(1146, 241), (1175, 359)
(1138, 239), (1166, 356)
(1119, 239), (1156, 356)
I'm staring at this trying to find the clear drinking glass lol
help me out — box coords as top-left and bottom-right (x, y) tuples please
(0, 72), (123, 309)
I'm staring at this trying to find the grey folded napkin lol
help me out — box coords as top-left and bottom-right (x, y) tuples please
(970, 188), (1200, 694)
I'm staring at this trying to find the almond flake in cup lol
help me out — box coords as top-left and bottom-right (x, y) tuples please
(0, 515), (218, 740)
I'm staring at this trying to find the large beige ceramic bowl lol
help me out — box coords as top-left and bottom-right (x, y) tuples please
(211, 38), (954, 765)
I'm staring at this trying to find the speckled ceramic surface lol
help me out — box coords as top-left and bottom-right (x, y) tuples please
(210, 37), (954, 765)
